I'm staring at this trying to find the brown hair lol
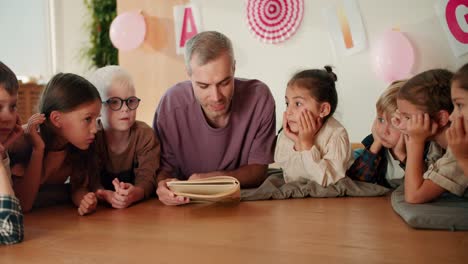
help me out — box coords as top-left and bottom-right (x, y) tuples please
(287, 66), (338, 121)
(452, 63), (468, 91)
(376, 80), (407, 115)
(40, 73), (101, 189)
(397, 69), (453, 116)
(38, 73), (101, 151)
(0, 61), (19, 95)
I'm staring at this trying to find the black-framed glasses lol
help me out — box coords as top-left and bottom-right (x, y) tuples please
(103, 96), (141, 111)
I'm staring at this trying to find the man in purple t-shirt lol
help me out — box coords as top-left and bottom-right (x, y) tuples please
(153, 31), (276, 205)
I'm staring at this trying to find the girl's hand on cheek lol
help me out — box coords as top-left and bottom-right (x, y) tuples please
(447, 115), (468, 162)
(25, 113), (46, 150)
(406, 113), (437, 144)
(298, 110), (322, 151)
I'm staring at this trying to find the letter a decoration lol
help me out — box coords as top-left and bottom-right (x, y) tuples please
(246, 0), (304, 44)
(174, 3), (203, 55)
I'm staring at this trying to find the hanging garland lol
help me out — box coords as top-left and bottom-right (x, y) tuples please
(246, 0), (304, 44)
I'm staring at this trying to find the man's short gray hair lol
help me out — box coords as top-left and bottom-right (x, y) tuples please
(184, 31), (235, 75)
(88, 65), (134, 99)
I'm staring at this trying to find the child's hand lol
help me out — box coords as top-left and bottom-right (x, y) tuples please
(392, 132), (407, 162)
(447, 116), (468, 162)
(282, 111), (299, 143)
(96, 188), (128, 209)
(406, 113), (437, 144)
(25, 113), (46, 150)
(298, 110), (322, 150)
(78, 192), (97, 216)
(0, 114), (23, 157)
(369, 119), (383, 154)
(111, 179), (144, 208)
(117, 182), (144, 208)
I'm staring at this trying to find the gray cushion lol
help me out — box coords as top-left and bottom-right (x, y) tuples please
(241, 169), (389, 201)
(391, 185), (468, 230)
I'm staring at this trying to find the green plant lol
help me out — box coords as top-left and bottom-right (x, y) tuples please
(82, 0), (118, 68)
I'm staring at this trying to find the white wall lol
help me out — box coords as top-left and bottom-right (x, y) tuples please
(193, 0), (468, 142)
(53, 0), (91, 76)
(4, 0), (468, 142)
(0, 0), (53, 79)
(0, 0), (90, 79)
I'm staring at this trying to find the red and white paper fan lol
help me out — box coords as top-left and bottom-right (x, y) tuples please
(246, 0), (304, 44)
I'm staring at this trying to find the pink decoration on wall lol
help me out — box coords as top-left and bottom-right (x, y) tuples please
(174, 3), (203, 55)
(246, 0), (304, 44)
(435, 0), (468, 57)
(371, 30), (415, 83)
(109, 11), (146, 51)
(445, 0), (468, 44)
(179, 7), (198, 48)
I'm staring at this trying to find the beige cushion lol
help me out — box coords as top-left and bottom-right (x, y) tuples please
(241, 169), (389, 201)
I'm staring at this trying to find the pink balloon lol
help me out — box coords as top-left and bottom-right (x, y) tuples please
(371, 30), (415, 83)
(109, 11), (146, 51)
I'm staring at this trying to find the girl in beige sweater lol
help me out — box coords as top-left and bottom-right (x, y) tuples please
(275, 66), (351, 187)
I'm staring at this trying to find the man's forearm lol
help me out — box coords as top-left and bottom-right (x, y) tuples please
(215, 164), (268, 188)
(156, 170), (174, 184)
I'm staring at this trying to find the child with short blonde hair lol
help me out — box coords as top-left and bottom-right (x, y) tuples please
(347, 80), (407, 188)
(89, 66), (160, 209)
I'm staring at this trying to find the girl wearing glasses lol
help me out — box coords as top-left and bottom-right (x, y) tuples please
(89, 66), (160, 210)
(11, 73), (102, 215)
(394, 69), (468, 204)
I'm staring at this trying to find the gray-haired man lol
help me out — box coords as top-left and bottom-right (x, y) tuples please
(153, 31), (276, 205)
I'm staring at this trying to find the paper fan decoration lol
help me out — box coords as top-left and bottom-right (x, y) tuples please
(246, 0), (304, 44)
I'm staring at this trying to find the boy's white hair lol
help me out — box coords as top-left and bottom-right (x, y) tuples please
(88, 65), (134, 99)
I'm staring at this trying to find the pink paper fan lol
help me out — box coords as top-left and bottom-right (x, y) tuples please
(246, 0), (304, 44)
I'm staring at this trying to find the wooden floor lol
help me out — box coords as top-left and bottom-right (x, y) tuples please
(1, 195), (467, 264)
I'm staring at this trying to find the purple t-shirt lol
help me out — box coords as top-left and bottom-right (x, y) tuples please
(153, 78), (276, 180)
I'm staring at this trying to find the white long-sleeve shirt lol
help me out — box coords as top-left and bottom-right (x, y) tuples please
(274, 117), (351, 187)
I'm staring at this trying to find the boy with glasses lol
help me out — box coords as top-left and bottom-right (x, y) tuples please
(88, 66), (160, 209)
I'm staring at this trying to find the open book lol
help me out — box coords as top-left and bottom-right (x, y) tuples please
(167, 176), (241, 203)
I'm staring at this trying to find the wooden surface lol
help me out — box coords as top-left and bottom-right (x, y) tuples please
(1, 196), (466, 263)
(351, 142), (364, 150)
